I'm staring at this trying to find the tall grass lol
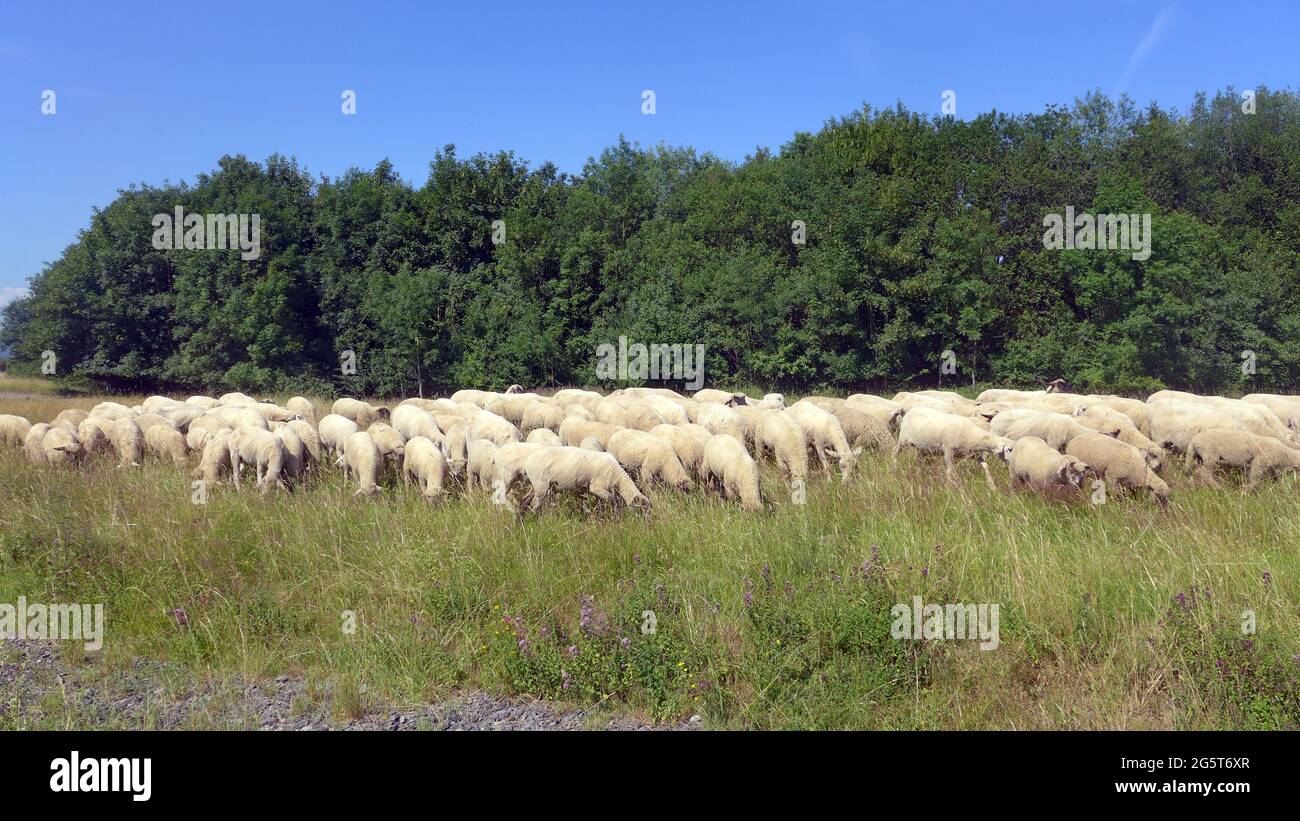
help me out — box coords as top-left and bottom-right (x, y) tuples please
(0, 395), (1296, 729)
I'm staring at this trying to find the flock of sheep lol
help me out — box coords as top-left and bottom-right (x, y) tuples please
(4, 381), (1300, 513)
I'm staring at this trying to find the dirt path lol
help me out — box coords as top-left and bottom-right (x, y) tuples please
(0, 640), (696, 731)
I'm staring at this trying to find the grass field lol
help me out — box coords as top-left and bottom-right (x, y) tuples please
(1, 382), (1297, 729)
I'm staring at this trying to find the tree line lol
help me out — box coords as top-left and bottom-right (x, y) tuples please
(3, 87), (1299, 398)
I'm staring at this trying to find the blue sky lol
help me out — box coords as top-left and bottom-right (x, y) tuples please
(1, 0), (1297, 305)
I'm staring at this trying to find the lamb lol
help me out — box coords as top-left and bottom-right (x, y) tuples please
(1183, 428), (1300, 489)
(1065, 432), (1170, 505)
(893, 407), (1013, 489)
(558, 418), (622, 449)
(331, 398), (391, 428)
(519, 401), (565, 433)
(797, 397), (893, 451)
(40, 427), (83, 467)
(318, 414), (360, 459)
(519, 447), (650, 512)
(753, 409), (807, 483)
(0, 414), (32, 447)
(23, 423), (51, 464)
(466, 439), (500, 490)
(699, 434), (764, 512)
(287, 419), (323, 465)
(144, 425), (189, 467)
(526, 428), (562, 446)
(108, 418), (144, 467)
(285, 396), (317, 425)
(1007, 435), (1089, 499)
(607, 429), (693, 491)
(784, 402), (862, 481)
(192, 429), (234, 485)
(337, 431), (383, 496)
(273, 425), (307, 479)
(467, 410), (523, 446)
(403, 436), (449, 500)
(227, 427), (287, 492)
(989, 408), (1107, 451)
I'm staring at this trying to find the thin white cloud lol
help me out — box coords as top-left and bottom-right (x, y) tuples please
(1115, 4), (1176, 96)
(0, 287), (31, 310)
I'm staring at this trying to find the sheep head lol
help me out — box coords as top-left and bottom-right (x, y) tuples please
(1057, 458), (1088, 489)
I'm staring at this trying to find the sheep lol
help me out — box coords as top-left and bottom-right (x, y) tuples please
(1242, 394), (1300, 431)
(519, 401), (565, 433)
(89, 401), (136, 421)
(637, 395), (691, 425)
(403, 436), (449, 500)
(519, 447), (650, 512)
(449, 389), (497, 407)
(785, 402), (861, 481)
(593, 398), (629, 427)
(219, 392), (259, 406)
(1147, 401), (1288, 453)
(1045, 378), (1073, 394)
(53, 408), (89, 428)
(1183, 428), (1300, 489)
(0, 414), (32, 447)
(133, 413), (176, 435)
(466, 410), (523, 446)
(563, 404), (596, 422)
(621, 403), (666, 432)
(331, 398), (391, 429)
(1072, 405), (1164, 471)
(273, 425), (307, 479)
(250, 403), (301, 423)
(740, 393), (785, 410)
(893, 407), (1012, 489)
(76, 417), (112, 456)
(158, 404), (204, 432)
(144, 425), (189, 467)
(744, 409), (804, 483)
(693, 388), (747, 405)
(1088, 395), (1151, 435)
(911, 390), (980, 409)
(549, 389), (604, 412)
(975, 388), (1046, 403)
(1149, 394), (1295, 443)
(606, 429), (693, 491)
(558, 418), (622, 449)
(367, 421), (408, 477)
(526, 428), (562, 446)
(40, 427), (83, 467)
(215, 406), (269, 430)
(337, 431), (383, 496)
(318, 414), (360, 459)
(1007, 435), (1089, 499)
(287, 419), (323, 465)
(1065, 433), (1170, 505)
(989, 408), (1107, 451)
(796, 397), (894, 452)
(192, 429), (234, 485)
(228, 427), (287, 492)
(23, 423), (51, 464)
(285, 396), (317, 425)
(466, 439), (500, 490)
(186, 395), (222, 410)
(691, 402), (748, 442)
(578, 436), (604, 451)
(845, 394), (907, 431)
(490, 442), (554, 493)
(108, 418), (144, 467)
(186, 413), (234, 452)
(699, 434), (764, 512)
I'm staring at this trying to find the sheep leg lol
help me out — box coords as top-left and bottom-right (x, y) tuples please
(943, 449), (959, 484)
(980, 458), (996, 491)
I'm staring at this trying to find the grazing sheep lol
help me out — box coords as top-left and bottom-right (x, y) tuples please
(449, 389), (496, 407)
(287, 419), (322, 465)
(158, 404), (205, 432)
(520, 447), (650, 512)
(76, 417), (112, 456)
(192, 429), (234, 485)
(646, 424), (710, 476)
(1242, 394), (1300, 431)
(637, 395), (691, 425)
(133, 413), (176, 435)
(607, 429), (693, 491)
(753, 410), (807, 483)
(331, 398), (391, 429)
(692, 402), (748, 442)
(466, 439), (500, 490)
(403, 436), (449, 500)
(1072, 405), (1164, 471)
(558, 418), (622, 449)
(1008, 435), (1089, 499)
(186, 395), (222, 410)
(23, 423), (52, 464)
(215, 406), (269, 430)
(1183, 428), (1300, 489)
(273, 425), (307, 479)
(249, 403), (301, 424)
(563, 404), (596, 422)
(1088, 395), (1151, 435)
(797, 397), (894, 452)
(1147, 401), (1292, 453)
(699, 434), (764, 512)
(989, 408), (1106, 451)
(491, 442), (554, 492)
(108, 418), (144, 468)
(318, 414), (360, 459)
(337, 431), (383, 497)
(285, 396), (317, 425)
(620, 403), (666, 432)
(785, 402), (861, 481)
(442, 421), (469, 478)
(186, 413), (234, 452)
(144, 425), (189, 467)
(391, 404), (442, 442)
(519, 401), (565, 433)
(40, 427), (83, 467)
(974, 388), (1047, 403)
(693, 388), (746, 405)
(89, 401), (136, 421)
(228, 427), (287, 492)
(467, 411), (523, 446)
(1065, 433), (1169, 505)
(53, 408), (89, 428)
(549, 389), (604, 412)
(593, 398), (629, 427)
(526, 428), (562, 446)
(893, 407), (1012, 489)
(367, 422), (407, 476)
(845, 394), (907, 432)
(578, 436), (604, 451)
(219, 392), (259, 406)
(0, 414), (32, 447)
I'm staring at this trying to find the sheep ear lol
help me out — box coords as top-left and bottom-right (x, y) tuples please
(1105, 429), (1120, 438)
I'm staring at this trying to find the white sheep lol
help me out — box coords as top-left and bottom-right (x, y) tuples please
(403, 436), (448, 500)
(606, 429), (693, 491)
(519, 401), (565, 433)
(144, 425), (189, 467)
(442, 421), (469, 479)
(218, 391), (259, 406)
(287, 419), (323, 465)
(0, 414), (32, 447)
(318, 414), (360, 459)
(337, 431), (382, 496)
(519, 447), (650, 512)
(753, 409), (807, 483)
(89, 401), (136, 421)
(285, 396), (317, 425)
(53, 408), (90, 429)
(331, 398), (391, 428)
(192, 429), (234, 485)
(467, 410), (523, 446)
(692, 388), (747, 405)
(228, 427), (287, 493)
(845, 394), (906, 431)
(1072, 405), (1164, 471)
(215, 406), (269, 430)
(1065, 432), (1170, 506)
(367, 421), (407, 477)
(558, 418), (621, 449)
(23, 423), (51, 464)
(578, 436), (604, 451)
(273, 425), (307, 479)
(186, 395), (222, 410)
(691, 402), (748, 442)
(796, 398), (893, 452)
(893, 407), (1012, 489)
(1183, 428), (1300, 489)
(699, 434), (764, 511)
(526, 428), (562, 446)
(1007, 435), (1089, 498)
(645, 423), (711, 477)
(466, 438), (500, 490)
(185, 413), (234, 452)
(76, 417), (112, 456)
(989, 408), (1105, 451)
(40, 427), (83, 467)
(491, 441), (554, 492)
(108, 418), (144, 467)
(784, 402), (861, 481)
